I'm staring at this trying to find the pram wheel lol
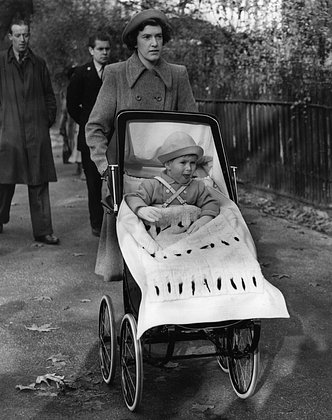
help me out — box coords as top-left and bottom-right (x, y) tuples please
(216, 333), (229, 373)
(98, 295), (117, 384)
(228, 321), (260, 398)
(120, 313), (143, 412)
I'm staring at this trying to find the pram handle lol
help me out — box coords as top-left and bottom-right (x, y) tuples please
(230, 166), (238, 203)
(108, 164), (119, 213)
(101, 164), (120, 214)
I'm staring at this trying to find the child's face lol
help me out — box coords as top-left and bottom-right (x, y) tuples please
(165, 154), (198, 185)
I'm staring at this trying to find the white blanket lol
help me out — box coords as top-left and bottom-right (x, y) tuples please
(117, 199), (289, 338)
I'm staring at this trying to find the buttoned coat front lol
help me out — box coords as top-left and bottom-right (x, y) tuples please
(86, 52), (198, 175)
(0, 47), (57, 185)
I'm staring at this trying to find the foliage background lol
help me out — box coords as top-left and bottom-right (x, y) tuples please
(1, 0), (332, 104)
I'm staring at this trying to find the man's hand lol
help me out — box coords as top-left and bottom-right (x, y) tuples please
(137, 206), (162, 223)
(186, 215), (213, 234)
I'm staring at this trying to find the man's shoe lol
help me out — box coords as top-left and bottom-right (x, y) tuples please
(91, 227), (101, 237)
(34, 234), (60, 245)
(0, 223), (3, 233)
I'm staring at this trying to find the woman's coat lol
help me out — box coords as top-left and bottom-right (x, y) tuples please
(0, 47), (57, 185)
(86, 51), (198, 281)
(86, 52), (198, 175)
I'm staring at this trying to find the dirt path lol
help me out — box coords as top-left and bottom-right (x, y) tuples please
(0, 136), (331, 419)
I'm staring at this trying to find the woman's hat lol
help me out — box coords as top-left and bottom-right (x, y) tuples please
(158, 132), (204, 164)
(122, 9), (169, 45)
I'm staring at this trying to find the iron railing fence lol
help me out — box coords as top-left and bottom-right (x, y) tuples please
(197, 99), (332, 207)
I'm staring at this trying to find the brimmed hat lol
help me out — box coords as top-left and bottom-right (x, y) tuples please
(122, 9), (169, 46)
(158, 132), (204, 164)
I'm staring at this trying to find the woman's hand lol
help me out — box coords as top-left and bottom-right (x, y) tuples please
(137, 206), (162, 223)
(186, 215), (213, 234)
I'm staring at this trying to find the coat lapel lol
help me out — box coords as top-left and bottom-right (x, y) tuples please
(126, 52), (172, 89)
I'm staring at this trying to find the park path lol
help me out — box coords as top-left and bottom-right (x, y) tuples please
(0, 134), (331, 419)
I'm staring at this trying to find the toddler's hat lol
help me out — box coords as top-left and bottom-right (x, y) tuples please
(158, 131), (203, 164)
(122, 9), (168, 46)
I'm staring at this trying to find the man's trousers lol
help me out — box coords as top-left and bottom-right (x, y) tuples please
(0, 183), (53, 237)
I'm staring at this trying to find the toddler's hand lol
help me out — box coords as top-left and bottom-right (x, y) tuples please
(137, 206), (162, 223)
(186, 215), (213, 234)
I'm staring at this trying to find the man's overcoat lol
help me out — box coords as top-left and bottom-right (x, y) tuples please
(0, 47), (57, 185)
(86, 52), (198, 175)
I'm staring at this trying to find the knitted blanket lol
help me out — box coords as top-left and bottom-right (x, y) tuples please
(117, 199), (289, 338)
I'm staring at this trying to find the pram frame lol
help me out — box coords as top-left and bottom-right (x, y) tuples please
(98, 110), (261, 412)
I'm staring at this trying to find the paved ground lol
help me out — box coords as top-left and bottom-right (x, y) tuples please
(0, 134), (331, 419)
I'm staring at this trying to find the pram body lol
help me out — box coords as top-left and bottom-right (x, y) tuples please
(98, 110), (289, 411)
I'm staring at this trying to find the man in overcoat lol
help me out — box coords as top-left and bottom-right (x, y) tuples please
(0, 18), (59, 244)
(67, 32), (111, 237)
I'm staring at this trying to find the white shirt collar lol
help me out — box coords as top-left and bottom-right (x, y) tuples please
(93, 60), (103, 74)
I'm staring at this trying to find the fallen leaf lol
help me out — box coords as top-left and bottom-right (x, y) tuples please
(192, 403), (215, 412)
(164, 361), (179, 369)
(309, 282), (320, 287)
(271, 273), (290, 279)
(36, 373), (65, 388)
(47, 353), (67, 362)
(15, 383), (36, 391)
(47, 354), (68, 368)
(32, 296), (52, 301)
(63, 306), (70, 310)
(16, 373), (65, 393)
(31, 243), (43, 248)
(25, 323), (59, 332)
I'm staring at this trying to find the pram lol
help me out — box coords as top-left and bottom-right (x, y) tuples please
(98, 110), (289, 412)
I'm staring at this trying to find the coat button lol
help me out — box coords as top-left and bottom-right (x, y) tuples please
(135, 95), (142, 101)
(155, 95), (162, 102)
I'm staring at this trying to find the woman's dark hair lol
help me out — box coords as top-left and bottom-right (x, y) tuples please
(125, 18), (172, 50)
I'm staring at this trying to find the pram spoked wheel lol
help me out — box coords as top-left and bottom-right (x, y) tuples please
(216, 333), (229, 373)
(227, 321), (260, 398)
(98, 295), (117, 384)
(120, 313), (143, 411)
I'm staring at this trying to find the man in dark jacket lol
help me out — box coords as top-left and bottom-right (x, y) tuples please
(67, 32), (111, 237)
(0, 18), (59, 244)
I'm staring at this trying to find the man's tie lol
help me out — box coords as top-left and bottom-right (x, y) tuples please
(19, 52), (25, 65)
(99, 65), (105, 79)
